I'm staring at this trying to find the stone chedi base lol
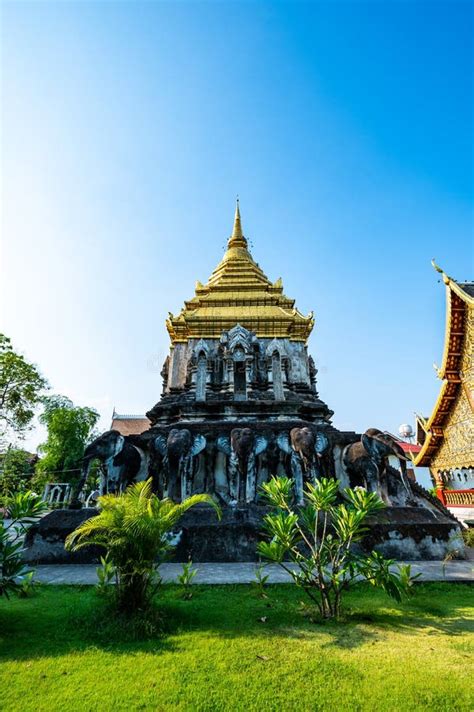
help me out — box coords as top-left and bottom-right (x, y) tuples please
(24, 499), (462, 565)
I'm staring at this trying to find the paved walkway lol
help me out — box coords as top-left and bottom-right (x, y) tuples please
(34, 560), (473, 585)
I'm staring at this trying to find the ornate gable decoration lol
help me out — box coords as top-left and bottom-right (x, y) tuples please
(226, 324), (254, 354)
(265, 338), (289, 358)
(415, 262), (474, 468)
(192, 339), (211, 357)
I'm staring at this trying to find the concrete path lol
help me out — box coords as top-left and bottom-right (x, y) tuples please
(33, 560), (473, 585)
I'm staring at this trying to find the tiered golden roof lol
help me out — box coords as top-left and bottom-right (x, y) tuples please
(166, 202), (314, 343)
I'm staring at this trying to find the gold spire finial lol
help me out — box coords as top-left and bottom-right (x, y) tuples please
(228, 197), (247, 248)
(431, 259), (451, 285)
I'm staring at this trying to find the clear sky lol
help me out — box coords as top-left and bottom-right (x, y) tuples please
(1, 1), (473, 460)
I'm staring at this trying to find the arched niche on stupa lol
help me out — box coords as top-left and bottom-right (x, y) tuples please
(192, 339), (211, 402)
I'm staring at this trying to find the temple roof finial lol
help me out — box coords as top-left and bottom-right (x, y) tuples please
(228, 197), (247, 248)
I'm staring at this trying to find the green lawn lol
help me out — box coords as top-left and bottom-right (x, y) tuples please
(1, 583), (473, 711)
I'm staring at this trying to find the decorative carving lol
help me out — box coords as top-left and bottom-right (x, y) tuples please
(193, 339), (211, 357)
(154, 429), (206, 500)
(415, 270), (473, 481)
(217, 428), (267, 503)
(70, 430), (147, 507)
(277, 428), (330, 503)
(265, 339), (288, 358)
(343, 429), (412, 505)
(227, 324), (254, 354)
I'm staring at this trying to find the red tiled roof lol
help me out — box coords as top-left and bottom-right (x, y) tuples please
(398, 441), (422, 454)
(111, 414), (151, 436)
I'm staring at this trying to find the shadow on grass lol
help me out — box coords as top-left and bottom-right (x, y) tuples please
(0, 582), (472, 662)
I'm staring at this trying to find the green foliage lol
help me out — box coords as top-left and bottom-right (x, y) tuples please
(16, 571), (37, 598)
(0, 491), (47, 599)
(442, 525), (474, 568)
(34, 395), (99, 488)
(178, 560), (198, 599)
(258, 477), (417, 619)
(66, 479), (220, 613)
(95, 554), (116, 595)
(462, 526), (474, 548)
(0, 447), (37, 498)
(0, 334), (49, 438)
(252, 563), (269, 598)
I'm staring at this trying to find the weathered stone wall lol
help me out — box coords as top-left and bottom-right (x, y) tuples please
(23, 505), (463, 564)
(163, 329), (313, 398)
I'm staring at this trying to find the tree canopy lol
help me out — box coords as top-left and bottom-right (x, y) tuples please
(0, 448), (38, 499)
(0, 334), (49, 438)
(35, 396), (100, 485)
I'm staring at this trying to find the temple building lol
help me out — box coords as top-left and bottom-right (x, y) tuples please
(30, 202), (462, 563)
(415, 263), (474, 522)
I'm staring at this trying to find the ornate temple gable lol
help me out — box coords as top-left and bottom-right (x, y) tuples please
(166, 202), (314, 344)
(415, 262), (474, 470)
(192, 338), (212, 357)
(224, 324), (256, 355)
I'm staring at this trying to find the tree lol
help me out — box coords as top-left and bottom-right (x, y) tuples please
(258, 477), (417, 620)
(66, 479), (221, 612)
(0, 334), (48, 438)
(0, 447), (38, 499)
(35, 395), (99, 487)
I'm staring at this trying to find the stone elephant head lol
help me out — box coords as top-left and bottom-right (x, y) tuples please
(70, 430), (144, 507)
(289, 427), (329, 471)
(343, 428), (411, 503)
(217, 427), (267, 503)
(154, 428), (206, 501)
(277, 427), (330, 503)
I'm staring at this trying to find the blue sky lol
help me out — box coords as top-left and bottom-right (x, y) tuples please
(1, 1), (473, 463)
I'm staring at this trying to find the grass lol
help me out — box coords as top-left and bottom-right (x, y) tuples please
(0, 583), (473, 711)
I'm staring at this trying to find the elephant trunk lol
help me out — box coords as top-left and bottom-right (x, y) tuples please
(167, 453), (182, 501)
(69, 458), (92, 509)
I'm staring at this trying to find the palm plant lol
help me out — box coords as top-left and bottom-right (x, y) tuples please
(65, 479), (221, 612)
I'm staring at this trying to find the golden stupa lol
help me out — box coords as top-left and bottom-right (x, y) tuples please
(166, 201), (314, 343)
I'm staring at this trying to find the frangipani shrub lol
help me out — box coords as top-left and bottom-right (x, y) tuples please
(258, 476), (416, 619)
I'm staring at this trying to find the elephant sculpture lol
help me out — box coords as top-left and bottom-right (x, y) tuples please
(153, 428), (206, 501)
(277, 427), (330, 503)
(343, 428), (412, 504)
(217, 428), (267, 504)
(70, 430), (148, 508)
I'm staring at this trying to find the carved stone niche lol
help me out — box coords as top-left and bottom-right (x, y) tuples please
(221, 325), (256, 401)
(265, 339), (288, 401)
(191, 339), (212, 402)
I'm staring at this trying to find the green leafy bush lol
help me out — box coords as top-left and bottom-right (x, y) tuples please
(0, 491), (47, 598)
(258, 476), (417, 620)
(66, 479), (220, 613)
